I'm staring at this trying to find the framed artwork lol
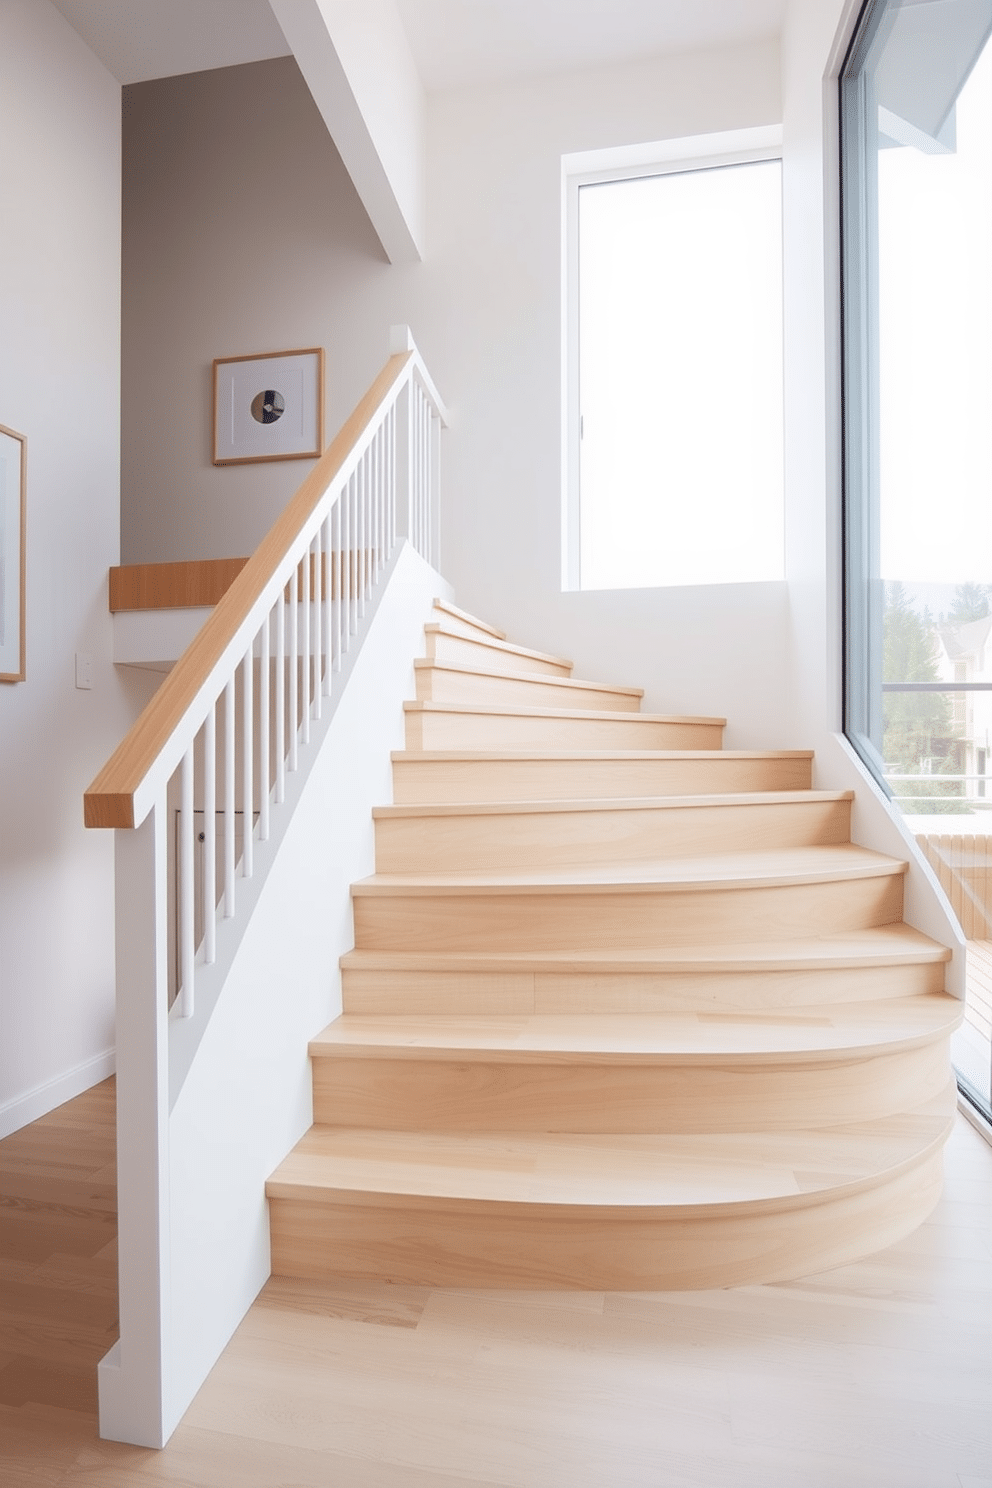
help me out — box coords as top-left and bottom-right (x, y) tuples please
(0, 423), (26, 684)
(213, 347), (324, 465)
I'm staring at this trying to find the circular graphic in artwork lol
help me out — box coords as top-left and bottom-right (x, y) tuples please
(250, 389), (285, 425)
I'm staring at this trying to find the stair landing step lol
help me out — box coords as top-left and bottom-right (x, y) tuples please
(425, 623), (573, 675)
(432, 598), (506, 640)
(392, 749), (812, 762)
(373, 790), (853, 821)
(404, 700), (707, 724)
(267, 1085), (954, 1213)
(309, 996), (961, 1065)
(341, 925), (951, 974)
(353, 845), (907, 895)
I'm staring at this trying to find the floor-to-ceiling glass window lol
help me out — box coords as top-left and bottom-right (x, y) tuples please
(842, 0), (992, 1119)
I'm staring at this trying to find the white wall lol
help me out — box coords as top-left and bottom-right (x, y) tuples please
(122, 39), (791, 745)
(0, 0), (139, 1134)
(422, 42), (789, 742)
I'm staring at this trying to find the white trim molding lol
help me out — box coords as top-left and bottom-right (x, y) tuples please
(0, 1045), (116, 1140)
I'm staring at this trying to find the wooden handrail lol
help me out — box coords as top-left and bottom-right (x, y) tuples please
(85, 350), (413, 830)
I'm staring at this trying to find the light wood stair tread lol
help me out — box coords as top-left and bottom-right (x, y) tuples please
(403, 700), (725, 725)
(391, 749), (814, 763)
(266, 1084), (954, 1212)
(432, 597), (506, 639)
(309, 995), (961, 1063)
(425, 623), (573, 673)
(340, 925), (951, 973)
(353, 844), (907, 895)
(373, 789), (854, 821)
(413, 659), (644, 699)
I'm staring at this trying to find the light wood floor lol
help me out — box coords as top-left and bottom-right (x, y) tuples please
(967, 941), (992, 1045)
(2, 1079), (991, 1487)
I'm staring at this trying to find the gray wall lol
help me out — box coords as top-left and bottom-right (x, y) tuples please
(122, 55), (390, 564)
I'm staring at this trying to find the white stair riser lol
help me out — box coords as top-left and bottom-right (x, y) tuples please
(391, 756), (814, 804)
(373, 799), (853, 873)
(267, 1146), (944, 1290)
(405, 710), (724, 751)
(425, 630), (571, 678)
(414, 666), (641, 713)
(353, 873), (906, 953)
(340, 958), (948, 1015)
(311, 1040), (950, 1134)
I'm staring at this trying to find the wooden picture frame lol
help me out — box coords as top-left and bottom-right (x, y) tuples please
(213, 347), (324, 466)
(0, 423), (26, 684)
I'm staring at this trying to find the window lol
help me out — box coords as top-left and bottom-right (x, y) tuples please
(565, 141), (784, 591)
(841, 0), (992, 1118)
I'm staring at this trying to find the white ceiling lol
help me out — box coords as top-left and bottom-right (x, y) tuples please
(52, 0), (785, 91)
(394, 0), (786, 92)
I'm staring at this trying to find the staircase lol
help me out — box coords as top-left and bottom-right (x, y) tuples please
(266, 599), (961, 1290)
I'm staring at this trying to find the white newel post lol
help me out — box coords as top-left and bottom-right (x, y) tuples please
(98, 801), (173, 1448)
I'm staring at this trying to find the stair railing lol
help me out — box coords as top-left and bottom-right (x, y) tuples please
(85, 325), (446, 1019)
(85, 326), (446, 1448)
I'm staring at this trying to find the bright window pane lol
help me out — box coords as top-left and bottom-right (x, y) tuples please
(578, 160), (784, 590)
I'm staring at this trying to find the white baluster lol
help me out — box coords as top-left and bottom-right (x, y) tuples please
(301, 543), (311, 746)
(344, 474), (352, 639)
(178, 744), (195, 1018)
(203, 704), (216, 963)
(289, 565), (299, 772)
(242, 644), (253, 879)
(358, 457), (366, 620)
(321, 512), (332, 697)
(224, 677), (235, 919)
(388, 403), (396, 553)
(333, 500), (342, 673)
(275, 592), (285, 805)
(313, 522), (323, 718)
(422, 386), (430, 556)
(259, 613), (270, 842)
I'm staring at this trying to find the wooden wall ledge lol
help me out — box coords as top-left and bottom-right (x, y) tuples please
(109, 558), (250, 613)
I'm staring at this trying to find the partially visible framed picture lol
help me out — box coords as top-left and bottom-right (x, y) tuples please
(213, 347), (324, 465)
(0, 423), (26, 684)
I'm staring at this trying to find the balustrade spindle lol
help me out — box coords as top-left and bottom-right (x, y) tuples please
(275, 593), (286, 805)
(333, 503), (342, 674)
(179, 745), (195, 1017)
(203, 704), (216, 963)
(224, 678), (235, 918)
(242, 646), (253, 880)
(259, 615), (270, 842)
(313, 524), (323, 720)
(289, 567), (299, 774)
(358, 457), (367, 621)
(301, 544), (311, 747)
(321, 513), (332, 697)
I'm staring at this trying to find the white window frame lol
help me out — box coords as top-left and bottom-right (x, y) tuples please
(561, 124), (784, 592)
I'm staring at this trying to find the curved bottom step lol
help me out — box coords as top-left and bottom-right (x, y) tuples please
(267, 1084), (954, 1290)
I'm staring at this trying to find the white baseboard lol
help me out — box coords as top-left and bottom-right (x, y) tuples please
(0, 1047), (116, 1140)
(958, 1089), (992, 1149)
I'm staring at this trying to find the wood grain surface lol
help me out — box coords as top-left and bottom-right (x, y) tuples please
(3, 1080), (989, 1485)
